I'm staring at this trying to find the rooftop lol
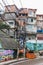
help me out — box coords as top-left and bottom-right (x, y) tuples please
(5, 4), (18, 13)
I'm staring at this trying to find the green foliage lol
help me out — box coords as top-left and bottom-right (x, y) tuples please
(0, 22), (10, 29)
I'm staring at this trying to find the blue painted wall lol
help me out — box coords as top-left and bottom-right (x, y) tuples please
(25, 42), (43, 51)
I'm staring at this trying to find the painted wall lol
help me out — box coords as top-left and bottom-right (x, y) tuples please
(25, 40), (43, 51)
(26, 25), (37, 33)
(28, 10), (36, 17)
(27, 18), (36, 24)
(5, 13), (16, 20)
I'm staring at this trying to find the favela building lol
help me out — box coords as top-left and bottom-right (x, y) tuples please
(0, 4), (43, 61)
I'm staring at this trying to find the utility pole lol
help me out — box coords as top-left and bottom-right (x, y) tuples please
(23, 22), (26, 58)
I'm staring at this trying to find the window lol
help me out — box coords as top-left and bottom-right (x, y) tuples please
(19, 14), (22, 16)
(9, 22), (13, 25)
(22, 14), (28, 16)
(22, 14), (25, 16)
(31, 18), (33, 22)
(29, 11), (34, 16)
(28, 18), (33, 22)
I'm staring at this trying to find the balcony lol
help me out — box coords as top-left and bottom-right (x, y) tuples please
(37, 17), (43, 20)
(26, 18), (36, 25)
(26, 25), (37, 33)
(28, 14), (36, 18)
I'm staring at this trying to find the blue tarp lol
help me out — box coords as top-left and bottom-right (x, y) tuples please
(37, 30), (43, 33)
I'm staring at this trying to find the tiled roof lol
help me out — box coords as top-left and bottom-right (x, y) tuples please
(19, 8), (28, 14)
(28, 8), (37, 12)
(5, 5), (18, 13)
(19, 8), (37, 13)
(37, 14), (43, 16)
(36, 14), (43, 20)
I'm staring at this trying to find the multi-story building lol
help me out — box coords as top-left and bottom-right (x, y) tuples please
(15, 8), (28, 50)
(25, 9), (37, 41)
(17, 8), (37, 37)
(3, 5), (18, 37)
(1, 3), (43, 56)
(36, 15), (43, 51)
(36, 15), (43, 33)
(16, 8), (28, 38)
(16, 8), (37, 51)
(36, 14), (43, 43)
(24, 9), (37, 51)
(4, 4), (18, 28)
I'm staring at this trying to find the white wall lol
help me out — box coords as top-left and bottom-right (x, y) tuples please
(5, 20), (15, 28)
(26, 25), (37, 33)
(5, 13), (16, 20)
(27, 18), (36, 24)
(28, 11), (36, 17)
(26, 40), (36, 43)
(26, 40), (43, 44)
(37, 40), (43, 44)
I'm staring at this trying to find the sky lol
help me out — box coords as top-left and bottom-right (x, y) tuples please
(0, 0), (43, 14)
